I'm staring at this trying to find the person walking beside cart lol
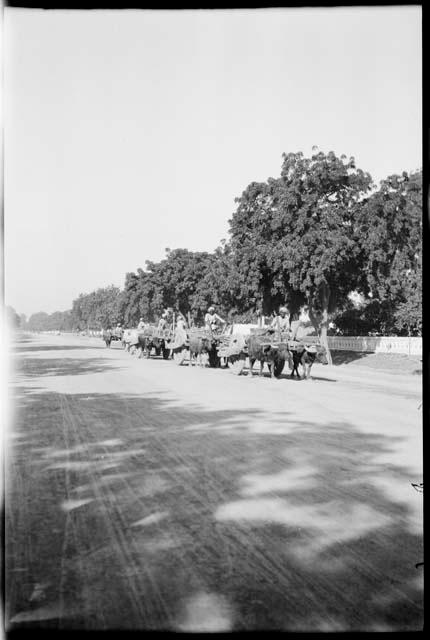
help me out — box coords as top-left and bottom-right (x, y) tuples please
(173, 312), (188, 348)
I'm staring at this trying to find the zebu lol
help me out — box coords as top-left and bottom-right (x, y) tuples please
(169, 326), (223, 367)
(137, 325), (171, 359)
(102, 328), (123, 348)
(246, 329), (291, 378)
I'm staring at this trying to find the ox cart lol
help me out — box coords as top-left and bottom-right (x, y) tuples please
(217, 328), (325, 378)
(167, 326), (225, 367)
(102, 329), (124, 348)
(138, 325), (172, 359)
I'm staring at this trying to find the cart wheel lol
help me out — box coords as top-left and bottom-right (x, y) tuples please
(273, 360), (285, 378)
(228, 355), (246, 375)
(173, 348), (188, 365)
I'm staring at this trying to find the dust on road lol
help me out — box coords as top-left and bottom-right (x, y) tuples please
(5, 333), (423, 631)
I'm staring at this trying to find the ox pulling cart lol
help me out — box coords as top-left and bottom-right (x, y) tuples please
(217, 327), (325, 377)
(167, 326), (226, 367)
(102, 328), (124, 348)
(137, 325), (173, 359)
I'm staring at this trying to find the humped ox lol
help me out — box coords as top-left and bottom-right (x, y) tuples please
(246, 332), (290, 378)
(290, 346), (328, 379)
(102, 328), (124, 348)
(289, 319), (328, 379)
(189, 333), (219, 367)
(102, 329), (113, 348)
(137, 326), (171, 359)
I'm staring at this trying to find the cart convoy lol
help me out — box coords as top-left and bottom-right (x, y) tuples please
(101, 309), (329, 380)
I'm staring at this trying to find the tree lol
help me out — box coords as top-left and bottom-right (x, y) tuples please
(5, 306), (21, 329)
(332, 298), (399, 336)
(71, 286), (122, 330)
(122, 249), (233, 326)
(393, 252), (422, 336)
(26, 312), (50, 331)
(356, 170), (422, 335)
(25, 310), (74, 332)
(191, 242), (243, 320)
(229, 150), (373, 360)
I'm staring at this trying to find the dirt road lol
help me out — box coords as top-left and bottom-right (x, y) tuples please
(5, 333), (423, 631)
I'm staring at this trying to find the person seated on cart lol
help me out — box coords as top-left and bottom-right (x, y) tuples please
(137, 317), (146, 330)
(271, 306), (291, 334)
(271, 307), (294, 368)
(204, 306), (226, 333)
(176, 312), (188, 330)
(291, 307), (317, 341)
(157, 311), (169, 331)
(114, 323), (123, 339)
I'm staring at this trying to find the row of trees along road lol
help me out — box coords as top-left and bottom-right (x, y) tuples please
(18, 150), (421, 353)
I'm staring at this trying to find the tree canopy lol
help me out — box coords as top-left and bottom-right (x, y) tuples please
(48, 150), (420, 341)
(25, 310), (74, 332)
(70, 286), (123, 330)
(229, 150), (374, 357)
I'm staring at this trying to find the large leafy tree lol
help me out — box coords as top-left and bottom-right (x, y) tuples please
(356, 170), (422, 335)
(25, 310), (74, 332)
(192, 242), (245, 321)
(153, 249), (208, 316)
(122, 248), (236, 326)
(229, 150), (373, 359)
(71, 286), (123, 330)
(5, 306), (21, 329)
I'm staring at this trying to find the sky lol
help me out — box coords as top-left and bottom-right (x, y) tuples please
(3, 6), (422, 318)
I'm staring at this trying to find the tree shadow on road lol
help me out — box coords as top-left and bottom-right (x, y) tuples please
(12, 345), (106, 353)
(5, 387), (423, 633)
(277, 371), (338, 383)
(330, 350), (371, 365)
(14, 357), (122, 379)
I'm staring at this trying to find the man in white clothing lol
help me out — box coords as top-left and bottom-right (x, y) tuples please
(204, 306), (226, 333)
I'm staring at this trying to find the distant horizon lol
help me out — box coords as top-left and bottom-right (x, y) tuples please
(4, 7), (422, 318)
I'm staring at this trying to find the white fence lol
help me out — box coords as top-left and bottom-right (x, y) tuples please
(327, 336), (422, 356)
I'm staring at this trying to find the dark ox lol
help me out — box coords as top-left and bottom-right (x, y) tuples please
(102, 330), (113, 348)
(102, 330), (123, 348)
(291, 347), (328, 379)
(246, 334), (290, 378)
(137, 332), (152, 358)
(137, 331), (170, 359)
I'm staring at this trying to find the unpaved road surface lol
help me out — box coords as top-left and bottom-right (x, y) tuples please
(5, 333), (423, 631)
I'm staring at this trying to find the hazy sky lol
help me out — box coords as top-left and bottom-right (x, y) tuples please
(4, 7), (421, 318)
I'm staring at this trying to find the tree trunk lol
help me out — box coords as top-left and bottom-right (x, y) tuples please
(320, 284), (333, 365)
(309, 285), (333, 365)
